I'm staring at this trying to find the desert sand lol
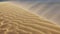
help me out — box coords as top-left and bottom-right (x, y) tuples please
(0, 2), (60, 34)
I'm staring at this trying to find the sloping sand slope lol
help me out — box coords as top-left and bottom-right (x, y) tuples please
(0, 2), (60, 34)
(15, 1), (60, 24)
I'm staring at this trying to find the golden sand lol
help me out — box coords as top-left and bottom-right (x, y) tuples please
(0, 2), (60, 34)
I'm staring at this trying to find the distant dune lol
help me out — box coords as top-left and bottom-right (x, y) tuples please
(0, 2), (60, 34)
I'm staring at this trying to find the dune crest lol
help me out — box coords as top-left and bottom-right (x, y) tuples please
(0, 2), (60, 34)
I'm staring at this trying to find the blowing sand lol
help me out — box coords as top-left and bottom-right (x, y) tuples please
(0, 2), (60, 34)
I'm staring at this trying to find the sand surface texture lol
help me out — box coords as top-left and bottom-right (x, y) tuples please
(0, 2), (60, 34)
(15, 1), (60, 24)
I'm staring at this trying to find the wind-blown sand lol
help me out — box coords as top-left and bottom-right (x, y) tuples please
(0, 2), (60, 34)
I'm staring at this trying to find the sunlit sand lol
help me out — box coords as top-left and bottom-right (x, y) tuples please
(0, 2), (60, 34)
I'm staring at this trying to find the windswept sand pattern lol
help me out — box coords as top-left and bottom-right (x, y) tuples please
(0, 2), (60, 34)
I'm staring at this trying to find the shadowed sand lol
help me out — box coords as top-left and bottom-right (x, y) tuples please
(0, 2), (60, 34)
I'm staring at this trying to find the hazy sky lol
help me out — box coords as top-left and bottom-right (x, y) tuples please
(0, 0), (60, 2)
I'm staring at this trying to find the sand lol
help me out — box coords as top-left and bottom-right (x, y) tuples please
(0, 2), (60, 34)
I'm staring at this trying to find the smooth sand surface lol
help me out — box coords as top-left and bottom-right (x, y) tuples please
(0, 2), (60, 34)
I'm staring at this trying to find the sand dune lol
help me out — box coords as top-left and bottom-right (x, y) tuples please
(0, 2), (60, 34)
(15, 1), (60, 24)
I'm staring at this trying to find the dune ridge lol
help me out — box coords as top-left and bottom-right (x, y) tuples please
(0, 2), (60, 34)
